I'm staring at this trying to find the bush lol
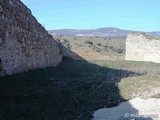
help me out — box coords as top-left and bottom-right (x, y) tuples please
(62, 39), (69, 44)
(109, 46), (113, 49)
(66, 44), (72, 49)
(85, 41), (93, 45)
(104, 46), (109, 51)
(112, 48), (124, 53)
(96, 42), (102, 46)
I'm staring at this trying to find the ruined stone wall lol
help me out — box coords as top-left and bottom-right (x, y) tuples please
(126, 33), (160, 63)
(0, 0), (62, 75)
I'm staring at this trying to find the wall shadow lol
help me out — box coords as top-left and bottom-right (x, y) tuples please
(0, 41), (153, 120)
(57, 42), (153, 120)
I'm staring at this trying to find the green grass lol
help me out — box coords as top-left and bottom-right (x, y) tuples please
(0, 58), (160, 120)
(89, 60), (160, 74)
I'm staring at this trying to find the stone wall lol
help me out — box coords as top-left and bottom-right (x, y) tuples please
(0, 0), (62, 75)
(126, 32), (160, 63)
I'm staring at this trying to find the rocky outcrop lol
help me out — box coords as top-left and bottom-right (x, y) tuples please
(126, 32), (160, 63)
(0, 0), (62, 76)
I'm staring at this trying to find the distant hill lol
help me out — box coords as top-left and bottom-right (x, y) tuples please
(48, 27), (160, 37)
(147, 32), (160, 37)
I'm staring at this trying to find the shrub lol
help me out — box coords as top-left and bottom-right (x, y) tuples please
(66, 44), (72, 49)
(109, 46), (113, 49)
(85, 41), (93, 45)
(112, 48), (125, 53)
(96, 42), (102, 46)
(104, 38), (107, 40)
(62, 39), (69, 44)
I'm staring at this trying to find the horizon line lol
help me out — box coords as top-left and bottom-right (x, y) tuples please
(47, 27), (160, 32)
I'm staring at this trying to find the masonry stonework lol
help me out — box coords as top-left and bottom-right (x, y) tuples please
(126, 33), (160, 63)
(0, 0), (62, 75)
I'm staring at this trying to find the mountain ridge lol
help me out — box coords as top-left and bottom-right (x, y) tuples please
(48, 27), (160, 37)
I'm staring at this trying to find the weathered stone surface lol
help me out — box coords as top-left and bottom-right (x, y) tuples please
(0, 37), (3, 44)
(0, 0), (62, 76)
(0, 5), (3, 12)
(9, 0), (14, 6)
(126, 32), (160, 63)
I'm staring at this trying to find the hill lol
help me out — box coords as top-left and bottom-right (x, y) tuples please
(48, 27), (160, 37)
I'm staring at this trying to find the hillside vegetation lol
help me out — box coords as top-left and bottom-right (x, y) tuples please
(55, 35), (126, 60)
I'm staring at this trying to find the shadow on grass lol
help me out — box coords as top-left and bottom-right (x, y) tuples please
(0, 46), (153, 120)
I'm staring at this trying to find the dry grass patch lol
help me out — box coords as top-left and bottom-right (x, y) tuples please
(118, 74), (160, 99)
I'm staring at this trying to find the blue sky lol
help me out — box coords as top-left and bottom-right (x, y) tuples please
(21, 0), (160, 31)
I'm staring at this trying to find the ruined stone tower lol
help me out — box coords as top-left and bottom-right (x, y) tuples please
(0, 0), (62, 76)
(126, 32), (160, 63)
